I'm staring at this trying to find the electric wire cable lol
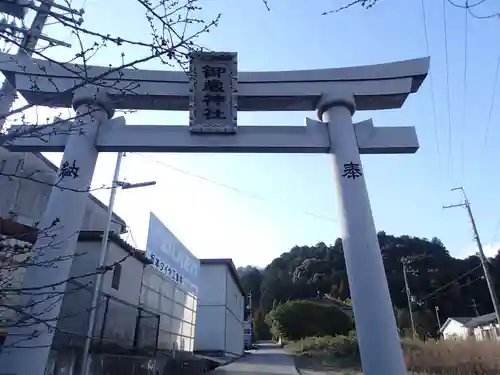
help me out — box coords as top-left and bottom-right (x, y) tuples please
(442, 0), (454, 183)
(447, 0), (499, 19)
(418, 264), (483, 303)
(420, 0), (441, 165)
(459, 2), (469, 183)
(130, 152), (338, 224)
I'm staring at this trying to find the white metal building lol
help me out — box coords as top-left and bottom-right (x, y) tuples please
(0, 150), (126, 233)
(0, 150), (199, 374)
(139, 266), (197, 353)
(0, 150), (127, 345)
(194, 258), (245, 358)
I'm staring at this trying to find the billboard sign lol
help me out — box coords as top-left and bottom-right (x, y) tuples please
(146, 212), (199, 295)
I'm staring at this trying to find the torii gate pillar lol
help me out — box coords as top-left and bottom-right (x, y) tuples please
(319, 92), (406, 375)
(0, 87), (114, 375)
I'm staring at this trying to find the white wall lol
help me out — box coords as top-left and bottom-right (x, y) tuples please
(140, 266), (197, 352)
(100, 242), (144, 305)
(197, 264), (226, 305)
(195, 262), (244, 356)
(194, 264), (226, 353)
(442, 320), (470, 340)
(225, 269), (244, 324)
(195, 305), (225, 352)
(225, 309), (244, 356)
(0, 150), (125, 233)
(68, 241), (145, 305)
(224, 268), (244, 356)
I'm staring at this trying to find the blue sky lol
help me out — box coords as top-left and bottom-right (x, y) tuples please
(20, 0), (500, 267)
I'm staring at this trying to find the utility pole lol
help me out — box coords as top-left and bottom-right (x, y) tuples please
(80, 152), (155, 375)
(435, 305), (442, 332)
(444, 186), (500, 328)
(471, 298), (480, 316)
(0, 0), (83, 130)
(401, 257), (417, 338)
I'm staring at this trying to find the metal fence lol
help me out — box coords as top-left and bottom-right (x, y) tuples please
(55, 280), (160, 354)
(89, 354), (167, 375)
(88, 352), (209, 375)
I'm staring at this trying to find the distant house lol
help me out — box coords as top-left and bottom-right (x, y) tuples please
(439, 313), (499, 341)
(468, 313), (500, 341)
(439, 317), (474, 340)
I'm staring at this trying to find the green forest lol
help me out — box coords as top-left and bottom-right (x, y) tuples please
(238, 231), (500, 340)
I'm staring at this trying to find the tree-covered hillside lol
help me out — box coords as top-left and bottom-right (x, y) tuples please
(238, 232), (500, 338)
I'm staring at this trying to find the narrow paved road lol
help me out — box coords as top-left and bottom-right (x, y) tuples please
(213, 343), (299, 375)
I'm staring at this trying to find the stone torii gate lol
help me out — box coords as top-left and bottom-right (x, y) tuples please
(0, 52), (429, 375)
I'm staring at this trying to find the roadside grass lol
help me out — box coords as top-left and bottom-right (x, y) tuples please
(288, 335), (361, 375)
(287, 335), (500, 375)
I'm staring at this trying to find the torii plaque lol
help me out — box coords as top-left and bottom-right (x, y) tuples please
(0, 51), (429, 375)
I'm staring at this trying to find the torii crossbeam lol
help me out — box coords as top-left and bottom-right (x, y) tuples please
(0, 51), (429, 375)
(5, 117), (418, 154)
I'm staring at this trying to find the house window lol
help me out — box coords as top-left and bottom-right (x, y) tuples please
(112, 264), (122, 290)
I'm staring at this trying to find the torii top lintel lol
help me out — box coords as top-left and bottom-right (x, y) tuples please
(0, 52), (429, 112)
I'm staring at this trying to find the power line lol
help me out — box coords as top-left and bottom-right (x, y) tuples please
(425, 276), (485, 303)
(442, 0), (454, 183)
(459, 5), (469, 182)
(447, 0), (488, 9)
(420, 0), (441, 165)
(130, 152), (338, 224)
(418, 264), (483, 302)
(467, 4), (500, 19)
(447, 0), (499, 19)
(483, 29), (500, 147)
(467, 7), (499, 19)
(123, 225), (140, 249)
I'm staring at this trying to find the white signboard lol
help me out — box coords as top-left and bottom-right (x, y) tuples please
(145, 213), (200, 295)
(188, 51), (238, 134)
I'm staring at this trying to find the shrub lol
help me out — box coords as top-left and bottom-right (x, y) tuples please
(288, 333), (359, 359)
(266, 300), (353, 340)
